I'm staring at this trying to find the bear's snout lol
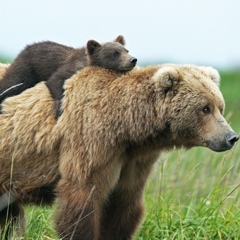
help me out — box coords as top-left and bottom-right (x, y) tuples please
(225, 131), (239, 148)
(130, 57), (137, 66)
(207, 130), (239, 152)
(120, 57), (137, 71)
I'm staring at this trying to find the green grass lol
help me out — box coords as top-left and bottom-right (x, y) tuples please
(136, 147), (240, 240)
(0, 64), (240, 239)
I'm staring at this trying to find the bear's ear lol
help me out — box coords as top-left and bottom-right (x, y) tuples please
(202, 66), (220, 87)
(87, 40), (101, 55)
(114, 35), (125, 45)
(199, 66), (220, 87)
(152, 66), (179, 93)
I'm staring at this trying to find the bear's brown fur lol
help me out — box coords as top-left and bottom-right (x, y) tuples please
(0, 35), (137, 115)
(0, 63), (238, 239)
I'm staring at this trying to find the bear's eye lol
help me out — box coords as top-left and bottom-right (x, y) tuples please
(202, 106), (211, 114)
(113, 51), (120, 57)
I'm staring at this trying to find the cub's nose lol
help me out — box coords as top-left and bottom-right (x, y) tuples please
(226, 132), (239, 148)
(130, 57), (137, 65)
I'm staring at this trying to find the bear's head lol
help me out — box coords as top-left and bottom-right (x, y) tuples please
(87, 35), (137, 72)
(152, 65), (239, 152)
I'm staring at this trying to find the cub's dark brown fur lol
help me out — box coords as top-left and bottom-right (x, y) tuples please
(0, 35), (137, 115)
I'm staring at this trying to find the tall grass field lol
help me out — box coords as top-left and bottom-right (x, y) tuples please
(0, 60), (240, 239)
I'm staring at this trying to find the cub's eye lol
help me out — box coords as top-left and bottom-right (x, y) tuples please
(113, 51), (120, 57)
(202, 106), (211, 114)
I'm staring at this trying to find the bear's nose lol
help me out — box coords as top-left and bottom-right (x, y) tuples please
(130, 58), (137, 65)
(226, 131), (239, 147)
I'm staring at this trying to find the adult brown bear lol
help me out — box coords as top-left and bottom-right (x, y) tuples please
(0, 63), (238, 239)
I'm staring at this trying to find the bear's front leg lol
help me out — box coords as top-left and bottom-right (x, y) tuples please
(100, 186), (144, 240)
(54, 179), (100, 240)
(54, 156), (122, 240)
(100, 153), (157, 240)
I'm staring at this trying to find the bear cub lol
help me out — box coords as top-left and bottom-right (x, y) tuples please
(0, 35), (137, 115)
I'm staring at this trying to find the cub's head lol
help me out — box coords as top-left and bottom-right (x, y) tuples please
(152, 65), (239, 152)
(87, 35), (137, 72)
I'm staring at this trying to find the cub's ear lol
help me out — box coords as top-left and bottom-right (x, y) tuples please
(87, 40), (101, 55)
(152, 66), (179, 93)
(201, 66), (220, 87)
(114, 35), (125, 45)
